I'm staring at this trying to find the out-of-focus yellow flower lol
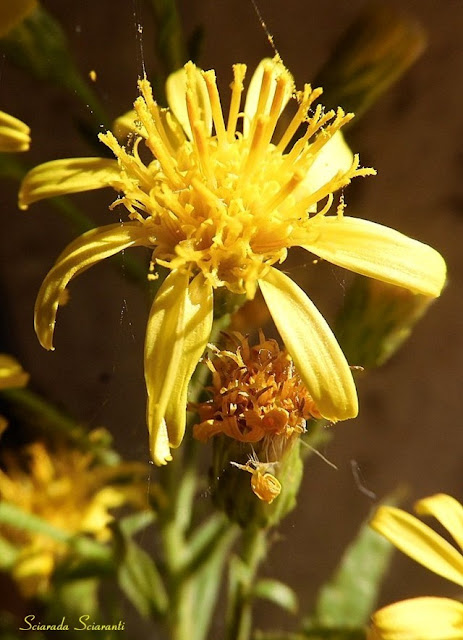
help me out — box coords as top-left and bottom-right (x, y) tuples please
(0, 354), (29, 432)
(0, 438), (147, 598)
(0, 0), (37, 39)
(0, 110), (30, 152)
(0, 0), (34, 153)
(0, 354), (29, 391)
(193, 331), (320, 503)
(369, 494), (463, 639)
(19, 58), (446, 465)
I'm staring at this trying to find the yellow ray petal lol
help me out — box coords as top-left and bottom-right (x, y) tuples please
(144, 270), (190, 465)
(415, 494), (463, 551)
(0, 110), (31, 152)
(370, 505), (463, 587)
(34, 222), (149, 351)
(113, 109), (147, 140)
(0, 0), (36, 38)
(258, 267), (358, 421)
(294, 131), (353, 201)
(370, 597), (463, 640)
(19, 157), (120, 209)
(243, 58), (294, 137)
(165, 64), (212, 139)
(300, 216), (446, 298)
(163, 273), (213, 448)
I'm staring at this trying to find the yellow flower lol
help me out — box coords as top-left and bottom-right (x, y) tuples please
(0, 437), (147, 598)
(0, 354), (29, 391)
(0, 110), (30, 152)
(369, 494), (463, 639)
(0, 1), (34, 153)
(19, 58), (446, 465)
(0, 354), (30, 432)
(0, 0), (37, 39)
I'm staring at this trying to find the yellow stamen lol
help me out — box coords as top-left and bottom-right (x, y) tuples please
(263, 72), (291, 144)
(297, 155), (376, 213)
(203, 70), (227, 146)
(134, 98), (182, 187)
(246, 60), (274, 142)
(227, 63), (247, 141)
(276, 85), (323, 152)
(244, 115), (269, 174)
(284, 106), (335, 166)
(138, 79), (176, 155)
(185, 89), (215, 184)
(264, 169), (306, 213)
(98, 131), (153, 192)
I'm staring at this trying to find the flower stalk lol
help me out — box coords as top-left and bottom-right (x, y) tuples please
(226, 525), (268, 640)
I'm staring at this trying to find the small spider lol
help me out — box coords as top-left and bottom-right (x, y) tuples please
(231, 452), (281, 504)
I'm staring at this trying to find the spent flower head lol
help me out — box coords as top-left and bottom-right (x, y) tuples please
(193, 331), (321, 504)
(19, 57), (446, 465)
(369, 494), (463, 639)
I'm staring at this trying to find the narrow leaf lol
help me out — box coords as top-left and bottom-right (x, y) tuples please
(253, 579), (299, 614)
(307, 512), (395, 628)
(118, 539), (168, 619)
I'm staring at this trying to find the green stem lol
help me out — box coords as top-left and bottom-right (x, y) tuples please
(226, 526), (268, 640)
(0, 387), (118, 464)
(160, 508), (194, 640)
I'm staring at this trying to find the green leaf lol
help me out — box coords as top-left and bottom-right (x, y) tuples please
(0, 502), (70, 542)
(118, 539), (168, 619)
(253, 579), (299, 615)
(0, 502), (115, 575)
(54, 542), (115, 581)
(118, 511), (156, 538)
(306, 511), (394, 629)
(45, 578), (99, 625)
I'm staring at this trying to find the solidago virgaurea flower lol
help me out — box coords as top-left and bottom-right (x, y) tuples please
(369, 494), (463, 639)
(0, 436), (147, 598)
(19, 57), (446, 465)
(0, 110), (30, 152)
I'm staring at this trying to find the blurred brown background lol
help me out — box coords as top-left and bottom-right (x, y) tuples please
(1, 0), (462, 635)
